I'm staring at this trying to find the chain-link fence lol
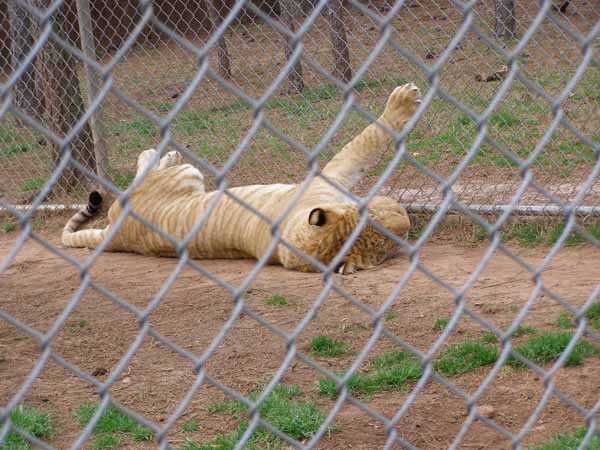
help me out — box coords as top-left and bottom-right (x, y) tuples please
(2, 0), (600, 449)
(1, 0), (598, 210)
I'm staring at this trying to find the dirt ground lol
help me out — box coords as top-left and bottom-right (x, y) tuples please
(2, 223), (600, 450)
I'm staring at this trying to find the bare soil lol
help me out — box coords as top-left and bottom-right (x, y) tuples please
(2, 226), (600, 449)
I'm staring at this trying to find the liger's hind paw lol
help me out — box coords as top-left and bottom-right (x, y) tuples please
(158, 151), (184, 169)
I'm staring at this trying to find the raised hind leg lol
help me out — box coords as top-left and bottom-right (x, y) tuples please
(321, 83), (421, 189)
(135, 148), (160, 181)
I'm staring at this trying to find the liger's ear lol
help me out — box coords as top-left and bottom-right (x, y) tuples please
(308, 208), (327, 226)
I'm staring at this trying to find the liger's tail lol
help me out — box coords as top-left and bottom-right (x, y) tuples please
(61, 191), (107, 249)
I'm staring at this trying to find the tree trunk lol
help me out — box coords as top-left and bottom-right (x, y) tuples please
(30, 0), (97, 193)
(279, 0), (304, 93)
(206, 0), (232, 79)
(326, 0), (351, 83)
(8, 0), (44, 121)
(494, 0), (516, 41)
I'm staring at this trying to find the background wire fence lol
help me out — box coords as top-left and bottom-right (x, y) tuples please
(0, 0), (598, 210)
(1, 0), (600, 449)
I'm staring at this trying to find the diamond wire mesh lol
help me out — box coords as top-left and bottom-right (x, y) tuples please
(1, 0), (600, 449)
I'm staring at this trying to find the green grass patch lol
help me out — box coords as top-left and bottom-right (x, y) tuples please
(181, 420), (200, 433)
(112, 172), (134, 191)
(4, 405), (53, 450)
(267, 98), (313, 116)
(65, 319), (90, 334)
(508, 332), (600, 368)
(384, 311), (399, 321)
(251, 385), (325, 440)
(180, 425), (262, 450)
(531, 427), (600, 450)
(176, 110), (223, 135)
(310, 336), (350, 357)
(354, 78), (383, 92)
(555, 312), (574, 329)
(196, 385), (329, 449)
(31, 218), (44, 232)
(92, 434), (121, 449)
(206, 399), (246, 416)
(548, 223), (600, 246)
(433, 317), (450, 331)
(504, 222), (546, 247)
(20, 177), (45, 192)
(318, 349), (423, 397)
(74, 404), (153, 445)
(263, 294), (288, 306)
(489, 109), (521, 128)
(301, 84), (340, 102)
(482, 326), (536, 343)
(585, 302), (600, 330)
(495, 221), (600, 248)
(435, 341), (498, 376)
(481, 332), (498, 344)
(555, 304), (600, 330)
(1, 143), (34, 157)
(2, 222), (17, 233)
(111, 117), (156, 137)
(512, 325), (537, 337)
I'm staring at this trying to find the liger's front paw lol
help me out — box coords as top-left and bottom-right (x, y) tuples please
(381, 82), (421, 128)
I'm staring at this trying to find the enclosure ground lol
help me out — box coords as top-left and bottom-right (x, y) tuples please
(2, 227), (600, 450)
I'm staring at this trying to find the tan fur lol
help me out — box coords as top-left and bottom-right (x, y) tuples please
(61, 84), (420, 273)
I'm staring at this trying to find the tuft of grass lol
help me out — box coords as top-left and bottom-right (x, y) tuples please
(435, 341), (498, 376)
(263, 294), (288, 306)
(354, 78), (382, 92)
(547, 223), (600, 246)
(481, 332), (498, 344)
(555, 305), (600, 330)
(310, 336), (350, 357)
(65, 319), (90, 334)
(74, 404), (153, 443)
(181, 420), (200, 433)
(20, 177), (45, 193)
(206, 399), (246, 416)
(531, 427), (600, 450)
(508, 332), (600, 368)
(5, 405), (53, 450)
(505, 222), (546, 247)
(512, 325), (538, 337)
(384, 311), (399, 321)
(198, 385), (329, 449)
(319, 349), (423, 397)
(111, 117), (156, 137)
(2, 222), (17, 233)
(176, 110), (220, 135)
(1, 143), (34, 157)
(301, 84), (340, 102)
(112, 172), (134, 191)
(555, 312), (574, 329)
(92, 434), (121, 449)
(180, 425), (262, 450)
(30, 218), (44, 232)
(489, 109), (521, 128)
(585, 302), (600, 330)
(254, 385), (325, 440)
(433, 317), (450, 331)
